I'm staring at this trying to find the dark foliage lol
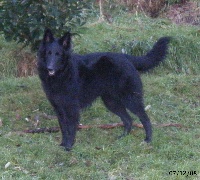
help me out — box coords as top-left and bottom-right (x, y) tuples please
(0, 0), (90, 51)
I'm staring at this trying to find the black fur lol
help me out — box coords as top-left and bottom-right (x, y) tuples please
(37, 29), (170, 151)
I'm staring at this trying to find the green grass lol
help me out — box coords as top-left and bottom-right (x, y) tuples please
(0, 12), (200, 179)
(0, 75), (199, 179)
(0, 35), (19, 78)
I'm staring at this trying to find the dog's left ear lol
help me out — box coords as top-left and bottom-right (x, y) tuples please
(43, 29), (54, 43)
(59, 32), (71, 49)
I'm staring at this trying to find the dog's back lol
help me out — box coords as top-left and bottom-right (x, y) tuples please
(76, 37), (170, 72)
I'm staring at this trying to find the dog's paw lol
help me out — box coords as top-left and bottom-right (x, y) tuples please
(144, 137), (152, 143)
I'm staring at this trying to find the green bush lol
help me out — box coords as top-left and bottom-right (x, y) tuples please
(0, 0), (90, 51)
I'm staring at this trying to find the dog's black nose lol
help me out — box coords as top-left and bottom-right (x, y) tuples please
(48, 68), (53, 71)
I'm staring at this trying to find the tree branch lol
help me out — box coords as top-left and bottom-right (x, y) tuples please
(23, 122), (183, 134)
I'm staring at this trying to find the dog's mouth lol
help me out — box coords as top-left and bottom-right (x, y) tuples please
(48, 70), (55, 76)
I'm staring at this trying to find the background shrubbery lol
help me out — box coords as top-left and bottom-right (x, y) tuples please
(0, 0), (198, 51)
(0, 0), (199, 77)
(0, 0), (90, 50)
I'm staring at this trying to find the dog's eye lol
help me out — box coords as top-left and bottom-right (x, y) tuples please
(48, 51), (52, 55)
(55, 52), (60, 56)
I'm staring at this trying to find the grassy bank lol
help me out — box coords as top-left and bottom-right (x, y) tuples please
(0, 12), (200, 179)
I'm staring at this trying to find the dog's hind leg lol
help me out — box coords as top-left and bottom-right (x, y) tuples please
(122, 95), (152, 143)
(101, 95), (133, 138)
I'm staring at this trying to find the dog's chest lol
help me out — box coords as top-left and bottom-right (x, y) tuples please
(43, 76), (78, 95)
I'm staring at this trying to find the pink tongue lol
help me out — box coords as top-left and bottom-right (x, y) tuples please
(49, 70), (55, 76)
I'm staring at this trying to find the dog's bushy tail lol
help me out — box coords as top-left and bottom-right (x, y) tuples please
(130, 37), (171, 72)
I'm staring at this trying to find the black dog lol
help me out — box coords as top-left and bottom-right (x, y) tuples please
(37, 29), (170, 151)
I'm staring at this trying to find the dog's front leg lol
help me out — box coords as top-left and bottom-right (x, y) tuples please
(59, 104), (80, 151)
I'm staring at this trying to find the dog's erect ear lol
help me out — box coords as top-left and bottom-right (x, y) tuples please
(43, 29), (54, 43)
(59, 32), (71, 49)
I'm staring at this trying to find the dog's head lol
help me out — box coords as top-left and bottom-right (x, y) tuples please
(38, 29), (72, 76)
